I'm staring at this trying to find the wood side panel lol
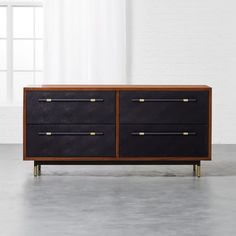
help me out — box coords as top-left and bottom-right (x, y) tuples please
(116, 90), (120, 159)
(208, 87), (212, 160)
(23, 88), (27, 160)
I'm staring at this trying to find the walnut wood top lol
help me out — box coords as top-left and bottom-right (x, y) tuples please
(24, 84), (211, 91)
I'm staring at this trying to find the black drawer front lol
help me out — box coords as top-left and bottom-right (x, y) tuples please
(27, 91), (115, 124)
(27, 125), (116, 157)
(120, 124), (208, 157)
(120, 91), (208, 124)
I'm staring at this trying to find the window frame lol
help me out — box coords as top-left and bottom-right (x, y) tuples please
(0, 1), (43, 104)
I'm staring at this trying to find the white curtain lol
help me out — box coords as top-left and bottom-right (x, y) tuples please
(43, 0), (126, 84)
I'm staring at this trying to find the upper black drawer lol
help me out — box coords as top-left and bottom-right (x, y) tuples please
(120, 91), (209, 124)
(26, 91), (116, 124)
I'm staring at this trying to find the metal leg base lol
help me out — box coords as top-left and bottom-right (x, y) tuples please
(34, 162), (41, 177)
(34, 165), (37, 177)
(33, 161), (200, 177)
(196, 162), (201, 178)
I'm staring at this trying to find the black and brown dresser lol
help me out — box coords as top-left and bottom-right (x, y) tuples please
(23, 85), (212, 177)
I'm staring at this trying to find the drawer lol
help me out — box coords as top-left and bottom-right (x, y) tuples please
(120, 91), (209, 124)
(26, 91), (115, 124)
(120, 124), (208, 157)
(26, 125), (116, 157)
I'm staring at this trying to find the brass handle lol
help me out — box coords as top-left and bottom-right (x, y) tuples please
(131, 98), (197, 103)
(38, 98), (104, 102)
(38, 132), (104, 136)
(131, 131), (196, 136)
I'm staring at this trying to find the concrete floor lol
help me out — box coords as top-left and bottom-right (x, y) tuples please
(0, 145), (236, 236)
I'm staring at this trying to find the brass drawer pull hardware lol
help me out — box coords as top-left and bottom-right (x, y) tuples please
(38, 98), (104, 102)
(132, 131), (196, 136)
(38, 132), (104, 136)
(132, 98), (197, 102)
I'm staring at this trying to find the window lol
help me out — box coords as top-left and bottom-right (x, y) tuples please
(0, 1), (43, 104)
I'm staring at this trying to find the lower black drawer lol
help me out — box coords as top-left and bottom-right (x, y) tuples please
(120, 124), (208, 157)
(26, 125), (115, 157)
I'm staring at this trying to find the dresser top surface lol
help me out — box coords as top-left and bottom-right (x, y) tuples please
(24, 85), (211, 90)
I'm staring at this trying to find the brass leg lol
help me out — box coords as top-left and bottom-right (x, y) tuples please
(197, 163), (201, 178)
(34, 165), (37, 177)
(193, 164), (196, 176)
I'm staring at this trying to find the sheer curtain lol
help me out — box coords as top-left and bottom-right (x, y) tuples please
(43, 0), (126, 84)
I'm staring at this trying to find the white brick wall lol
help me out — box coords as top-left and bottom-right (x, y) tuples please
(127, 0), (236, 144)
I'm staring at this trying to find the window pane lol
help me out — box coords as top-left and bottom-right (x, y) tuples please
(0, 40), (7, 70)
(13, 7), (34, 38)
(0, 72), (7, 102)
(35, 7), (43, 38)
(13, 72), (34, 103)
(35, 72), (43, 84)
(13, 40), (34, 70)
(35, 40), (43, 70)
(0, 7), (7, 38)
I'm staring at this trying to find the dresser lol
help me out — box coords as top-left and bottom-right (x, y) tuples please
(23, 85), (212, 177)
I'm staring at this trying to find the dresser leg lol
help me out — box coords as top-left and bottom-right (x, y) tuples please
(196, 162), (201, 178)
(37, 165), (41, 176)
(193, 164), (196, 176)
(34, 162), (41, 177)
(34, 162), (37, 177)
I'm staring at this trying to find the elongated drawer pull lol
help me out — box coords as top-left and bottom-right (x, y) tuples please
(38, 132), (104, 136)
(131, 98), (197, 102)
(38, 98), (104, 102)
(131, 131), (196, 136)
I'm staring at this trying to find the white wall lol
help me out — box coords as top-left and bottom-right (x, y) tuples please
(127, 0), (236, 144)
(0, 0), (236, 144)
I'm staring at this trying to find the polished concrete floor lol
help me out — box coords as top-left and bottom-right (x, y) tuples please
(0, 145), (236, 236)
